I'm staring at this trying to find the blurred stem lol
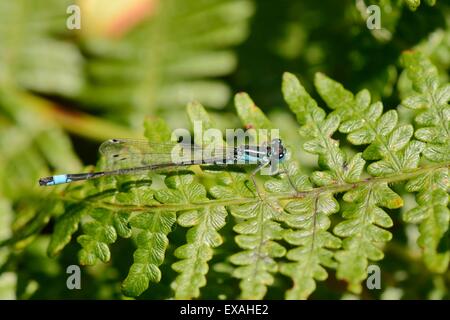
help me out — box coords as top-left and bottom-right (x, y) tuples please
(22, 93), (141, 141)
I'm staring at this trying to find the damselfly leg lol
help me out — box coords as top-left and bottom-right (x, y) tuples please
(247, 159), (285, 213)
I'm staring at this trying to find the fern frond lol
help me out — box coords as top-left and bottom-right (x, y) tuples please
(19, 66), (449, 300)
(315, 72), (424, 177)
(404, 0), (437, 11)
(404, 169), (449, 272)
(280, 191), (342, 299)
(80, 0), (254, 125)
(172, 204), (227, 299)
(401, 52), (450, 163)
(314, 66), (449, 282)
(77, 208), (117, 265)
(47, 203), (85, 258)
(283, 72), (400, 295)
(0, 0), (83, 96)
(123, 209), (176, 297)
(400, 51), (450, 272)
(225, 94), (286, 299)
(0, 0), (84, 254)
(155, 174), (226, 299)
(279, 73), (347, 298)
(230, 201), (286, 299)
(313, 72), (425, 292)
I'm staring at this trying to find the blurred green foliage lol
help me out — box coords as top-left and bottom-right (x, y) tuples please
(0, 0), (449, 299)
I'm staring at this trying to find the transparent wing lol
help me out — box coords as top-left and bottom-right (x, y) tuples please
(99, 138), (235, 170)
(99, 139), (188, 170)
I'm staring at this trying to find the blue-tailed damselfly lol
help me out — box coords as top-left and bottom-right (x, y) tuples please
(39, 138), (289, 190)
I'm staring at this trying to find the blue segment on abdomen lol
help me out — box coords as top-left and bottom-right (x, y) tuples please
(52, 174), (69, 185)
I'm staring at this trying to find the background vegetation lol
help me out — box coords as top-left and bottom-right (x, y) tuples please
(0, 0), (448, 299)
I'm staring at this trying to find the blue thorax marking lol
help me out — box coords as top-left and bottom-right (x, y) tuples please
(240, 149), (264, 164)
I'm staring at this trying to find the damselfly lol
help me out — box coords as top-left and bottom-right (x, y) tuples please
(39, 138), (290, 195)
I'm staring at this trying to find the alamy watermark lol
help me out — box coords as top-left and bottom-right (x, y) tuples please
(66, 4), (81, 30)
(366, 265), (381, 290)
(105, 122), (286, 177)
(170, 121), (284, 175)
(366, 5), (381, 30)
(66, 265), (81, 290)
